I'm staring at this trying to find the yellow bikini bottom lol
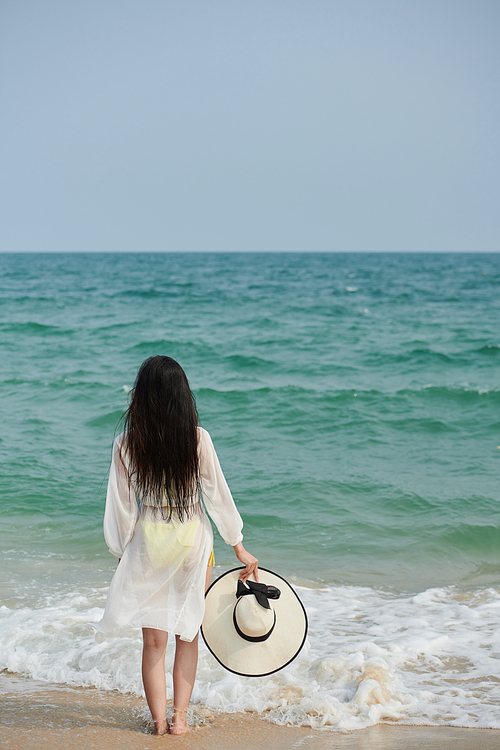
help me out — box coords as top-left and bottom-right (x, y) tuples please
(140, 516), (215, 569)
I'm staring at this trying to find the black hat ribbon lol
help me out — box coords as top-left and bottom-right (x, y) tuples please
(236, 579), (281, 610)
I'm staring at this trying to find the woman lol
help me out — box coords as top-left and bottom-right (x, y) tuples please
(95, 356), (258, 735)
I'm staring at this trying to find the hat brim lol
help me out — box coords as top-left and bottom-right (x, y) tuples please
(201, 567), (308, 677)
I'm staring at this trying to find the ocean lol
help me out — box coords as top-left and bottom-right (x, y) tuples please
(1, 251), (499, 731)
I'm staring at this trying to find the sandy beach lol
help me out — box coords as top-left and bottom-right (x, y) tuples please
(1, 676), (498, 750)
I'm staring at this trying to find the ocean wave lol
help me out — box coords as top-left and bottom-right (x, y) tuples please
(441, 524), (500, 554)
(110, 287), (192, 299)
(125, 340), (215, 356)
(222, 353), (278, 370)
(396, 383), (500, 402)
(0, 322), (72, 336)
(85, 409), (124, 429)
(1, 583), (500, 730)
(475, 344), (500, 356)
(197, 383), (500, 403)
(364, 348), (461, 367)
(378, 416), (458, 434)
(0, 376), (113, 395)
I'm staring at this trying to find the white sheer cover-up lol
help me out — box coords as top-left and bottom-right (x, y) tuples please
(94, 427), (243, 642)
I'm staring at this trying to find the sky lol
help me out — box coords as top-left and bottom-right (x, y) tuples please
(0, 0), (499, 253)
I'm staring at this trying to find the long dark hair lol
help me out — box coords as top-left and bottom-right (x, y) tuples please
(121, 356), (200, 521)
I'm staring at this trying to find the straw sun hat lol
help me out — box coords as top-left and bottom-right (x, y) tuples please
(201, 567), (308, 677)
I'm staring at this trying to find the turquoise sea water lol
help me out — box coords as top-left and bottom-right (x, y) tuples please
(1, 252), (500, 729)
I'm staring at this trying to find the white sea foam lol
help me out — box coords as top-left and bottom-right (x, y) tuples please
(1, 581), (500, 731)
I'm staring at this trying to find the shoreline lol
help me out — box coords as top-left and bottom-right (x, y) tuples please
(1, 677), (498, 750)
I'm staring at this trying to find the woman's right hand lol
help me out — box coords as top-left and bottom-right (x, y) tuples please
(232, 542), (259, 583)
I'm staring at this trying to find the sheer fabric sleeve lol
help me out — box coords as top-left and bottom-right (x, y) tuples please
(198, 427), (243, 546)
(103, 434), (138, 558)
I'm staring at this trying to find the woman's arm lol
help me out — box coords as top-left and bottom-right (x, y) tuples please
(198, 428), (243, 546)
(233, 541), (259, 582)
(103, 435), (138, 558)
(199, 428), (259, 579)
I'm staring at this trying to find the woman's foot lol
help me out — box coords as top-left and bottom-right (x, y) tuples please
(153, 718), (169, 735)
(170, 707), (190, 735)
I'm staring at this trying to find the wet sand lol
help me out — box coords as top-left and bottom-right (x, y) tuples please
(1, 677), (498, 750)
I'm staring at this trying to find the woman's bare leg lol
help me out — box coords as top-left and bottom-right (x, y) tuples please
(171, 633), (198, 733)
(205, 561), (213, 593)
(142, 627), (169, 735)
(171, 563), (213, 735)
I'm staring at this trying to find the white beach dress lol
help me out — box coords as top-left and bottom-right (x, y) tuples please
(94, 427), (243, 643)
